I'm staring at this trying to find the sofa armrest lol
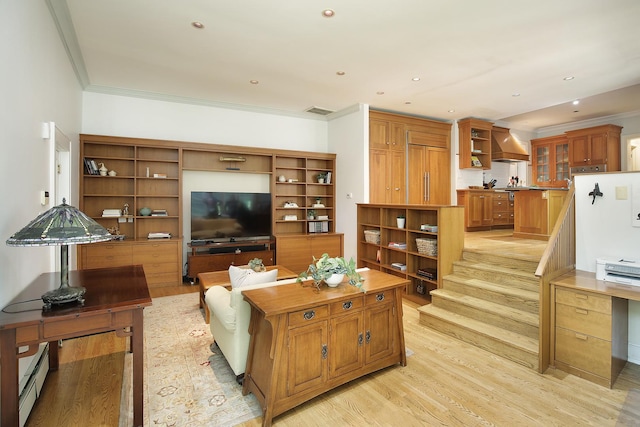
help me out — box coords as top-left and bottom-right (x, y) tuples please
(205, 286), (237, 332)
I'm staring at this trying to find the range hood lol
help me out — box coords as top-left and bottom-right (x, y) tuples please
(491, 126), (529, 162)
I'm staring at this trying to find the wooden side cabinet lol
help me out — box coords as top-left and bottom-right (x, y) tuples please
(458, 118), (493, 170)
(241, 269), (407, 427)
(550, 270), (639, 388)
(456, 190), (493, 231)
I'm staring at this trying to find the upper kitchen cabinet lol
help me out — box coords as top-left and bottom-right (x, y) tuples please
(369, 110), (451, 205)
(566, 124), (622, 170)
(369, 112), (407, 151)
(458, 118), (493, 170)
(531, 135), (570, 188)
(369, 111), (407, 204)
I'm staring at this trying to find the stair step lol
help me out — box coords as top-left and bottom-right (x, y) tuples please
(418, 304), (539, 370)
(462, 249), (539, 273)
(442, 275), (539, 314)
(430, 289), (539, 339)
(452, 260), (538, 292)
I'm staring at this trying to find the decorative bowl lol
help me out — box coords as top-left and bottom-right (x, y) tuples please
(139, 207), (152, 216)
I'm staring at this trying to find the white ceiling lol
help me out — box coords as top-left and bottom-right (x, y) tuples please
(52, 0), (640, 130)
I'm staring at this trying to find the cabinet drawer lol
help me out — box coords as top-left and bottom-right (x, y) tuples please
(133, 251), (177, 264)
(85, 254), (131, 268)
(330, 297), (364, 316)
(85, 244), (132, 257)
(556, 288), (611, 314)
(289, 305), (328, 327)
(556, 303), (611, 340)
(145, 271), (180, 286)
(142, 262), (178, 275)
(555, 327), (611, 378)
(365, 290), (394, 306)
(492, 200), (509, 211)
(492, 213), (511, 225)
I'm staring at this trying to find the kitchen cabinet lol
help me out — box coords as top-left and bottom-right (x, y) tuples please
(456, 190), (513, 231)
(407, 144), (450, 205)
(531, 135), (570, 188)
(369, 112), (406, 203)
(242, 269), (407, 427)
(513, 189), (567, 240)
(456, 190), (493, 230)
(458, 118), (493, 170)
(369, 110), (451, 205)
(370, 149), (405, 204)
(492, 191), (514, 226)
(566, 124), (622, 170)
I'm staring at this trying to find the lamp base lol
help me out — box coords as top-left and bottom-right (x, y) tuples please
(42, 285), (86, 311)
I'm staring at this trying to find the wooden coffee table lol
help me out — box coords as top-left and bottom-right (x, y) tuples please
(197, 265), (298, 323)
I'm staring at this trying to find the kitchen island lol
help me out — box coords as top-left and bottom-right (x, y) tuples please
(512, 188), (568, 240)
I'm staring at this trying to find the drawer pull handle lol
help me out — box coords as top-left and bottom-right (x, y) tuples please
(321, 344), (328, 359)
(376, 293), (385, 302)
(575, 293), (588, 300)
(575, 308), (588, 315)
(303, 310), (315, 320)
(358, 333), (363, 346)
(575, 333), (588, 341)
(342, 301), (353, 310)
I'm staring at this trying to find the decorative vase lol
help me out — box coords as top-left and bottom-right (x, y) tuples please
(325, 273), (344, 287)
(397, 217), (405, 229)
(139, 207), (152, 216)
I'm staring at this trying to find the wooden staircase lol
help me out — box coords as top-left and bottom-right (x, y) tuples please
(418, 248), (541, 369)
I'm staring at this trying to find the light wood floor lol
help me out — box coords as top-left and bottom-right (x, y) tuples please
(25, 232), (640, 426)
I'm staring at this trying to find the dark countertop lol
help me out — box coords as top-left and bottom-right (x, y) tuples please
(493, 187), (568, 191)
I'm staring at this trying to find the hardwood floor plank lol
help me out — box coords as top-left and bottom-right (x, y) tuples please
(24, 275), (640, 427)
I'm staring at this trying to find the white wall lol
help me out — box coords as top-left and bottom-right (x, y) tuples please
(574, 171), (640, 363)
(0, 0), (83, 307)
(328, 105), (369, 261)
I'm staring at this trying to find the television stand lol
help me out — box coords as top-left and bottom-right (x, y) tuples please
(187, 239), (275, 279)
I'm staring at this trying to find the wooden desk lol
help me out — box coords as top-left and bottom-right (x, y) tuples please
(241, 269), (408, 427)
(197, 265), (298, 323)
(0, 266), (152, 427)
(551, 269), (640, 388)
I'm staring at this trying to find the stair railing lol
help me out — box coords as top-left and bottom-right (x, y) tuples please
(534, 183), (575, 373)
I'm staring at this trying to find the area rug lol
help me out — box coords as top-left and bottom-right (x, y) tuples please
(119, 293), (261, 427)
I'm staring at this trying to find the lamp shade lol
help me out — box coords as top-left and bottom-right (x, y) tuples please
(6, 199), (112, 310)
(6, 199), (112, 247)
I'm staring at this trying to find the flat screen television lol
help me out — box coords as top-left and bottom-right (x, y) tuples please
(190, 191), (272, 243)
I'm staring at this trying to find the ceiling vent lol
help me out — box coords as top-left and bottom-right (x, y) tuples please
(305, 106), (334, 115)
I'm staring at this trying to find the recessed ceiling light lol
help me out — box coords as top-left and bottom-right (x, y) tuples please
(563, 76), (575, 81)
(404, 101), (412, 105)
(448, 109), (455, 113)
(249, 80), (259, 85)
(572, 99), (580, 105)
(191, 21), (204, 29)
(376, 91), (385, 95)
(512, 93), (520, 97)
(322, 9), (335, 18)
(411, 77), (420, 81)
(336, 71), (345, 76)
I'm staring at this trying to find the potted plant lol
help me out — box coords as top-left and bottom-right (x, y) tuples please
(307, 209), (316, 220)
(297, 253), (364, 291)
(248, 258), (266, 272)
(317, 172), (327, 183)
(396, 214), (406, 229)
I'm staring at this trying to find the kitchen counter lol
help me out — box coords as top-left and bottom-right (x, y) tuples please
(513, 189), (567, 240)
(493, 187), (568, 191)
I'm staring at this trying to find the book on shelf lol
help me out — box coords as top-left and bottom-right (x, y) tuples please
(391, 262), (407, 271)
(153, 173), (167, 178)
(84, 158), (99, 175)
(325, 171), (332, 184)
(471, 156), (482, 167)
(148, 232), (171, 239)
(102, 208), (121, 217)
(151, 209), (168, 216)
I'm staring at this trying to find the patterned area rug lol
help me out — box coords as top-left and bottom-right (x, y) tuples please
(119, 293), (261, 426)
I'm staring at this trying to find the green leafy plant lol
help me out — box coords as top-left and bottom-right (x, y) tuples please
(297, 253), (364, 291)
(317, 172), (327, 181)
(248, 258), (265, 272)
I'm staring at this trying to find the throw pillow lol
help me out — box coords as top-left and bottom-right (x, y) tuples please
(228, 265), (278, 289)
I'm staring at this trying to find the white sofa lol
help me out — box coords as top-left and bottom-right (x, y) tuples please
(205, 273), (299, 380)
